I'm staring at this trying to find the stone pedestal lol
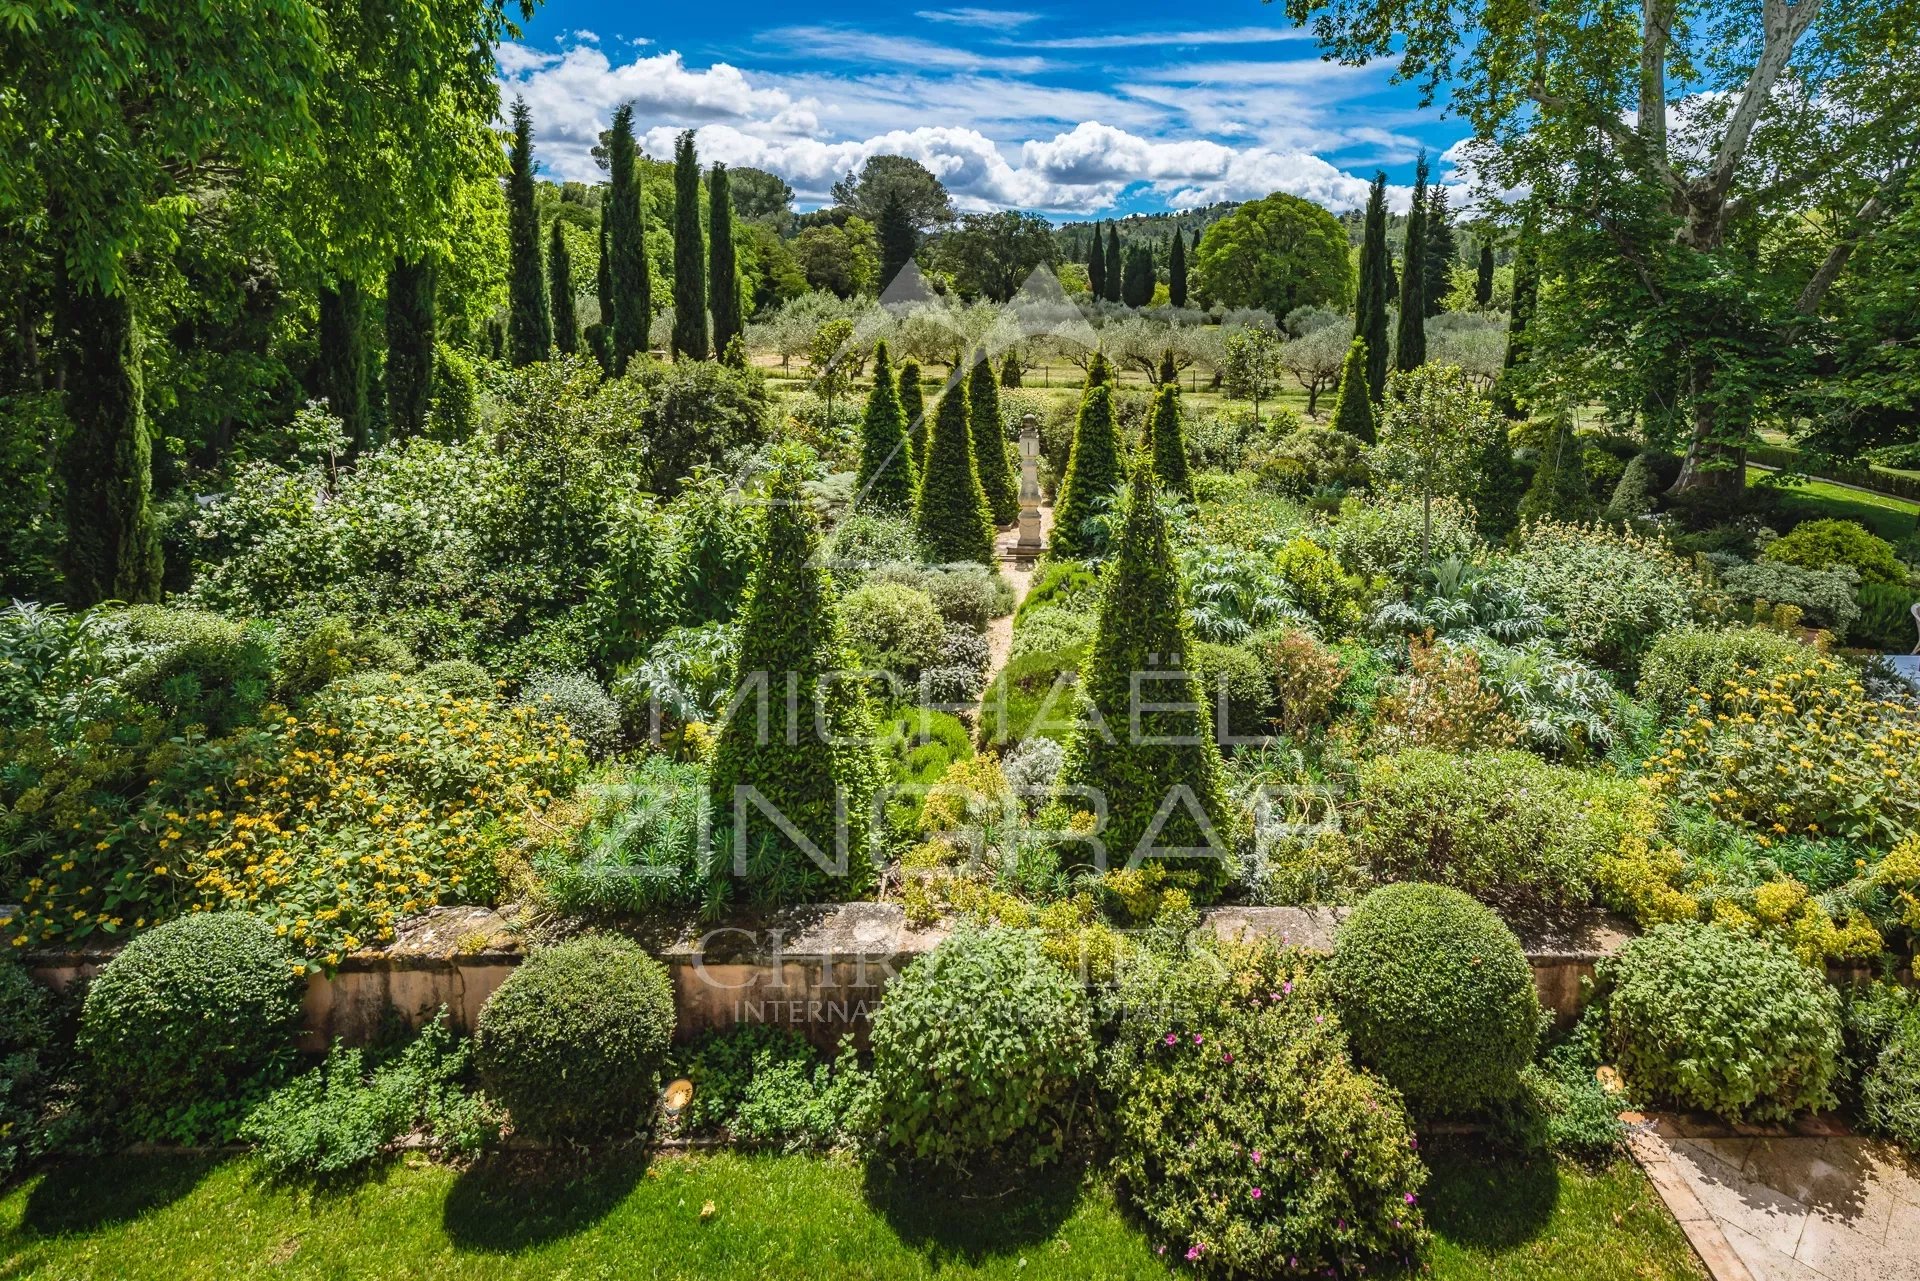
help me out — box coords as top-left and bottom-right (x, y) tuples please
(1016, 413), (1044, 554)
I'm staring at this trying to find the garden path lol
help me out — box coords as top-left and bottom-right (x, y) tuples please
(1627, 1114), (1920, 1281)
(984, 502), (1053, 679)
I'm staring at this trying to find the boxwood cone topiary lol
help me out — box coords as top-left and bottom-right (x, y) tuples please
(709, 448), (884, 902)
(1328, 337), (1376, 444)
(912, 380), (996, 565)
(475, 933), (676, 1142)
(898, 359), (927, 472)
(1147, 383), (1194, 501)
(1049, 382), (1124, 559)
(1057, 457), (1232, 898)
(853, 341), (916, 513)
(967, 348), (1019, 525)
(1327, 882), (1541, 1116)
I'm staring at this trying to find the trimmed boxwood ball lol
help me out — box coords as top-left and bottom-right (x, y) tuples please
(476, 934), (676, 1142)
(1328, 883), (1540, 1116)
(79, 910), (303, 1141)
(1602, 922), (1842, 1123)
(867, 927), (1094, 1167)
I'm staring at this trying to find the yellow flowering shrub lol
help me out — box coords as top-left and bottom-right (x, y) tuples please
(1871, 835), (1920, 933)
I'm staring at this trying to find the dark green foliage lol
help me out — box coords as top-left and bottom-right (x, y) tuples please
(1329, 336), (1377, 444)
(1394, 152), (1428, 372)
(1603, 451), (1660, 523)
(709, 452), (883, 902)
(1086, 223), (1106, 300)
(1328, 883), (1541, 1116)
(317, 279), (370, 448)
(79, 911), (302, 1143)
(979, 644), (1086, 748)
(0, 961), (56, 1177)
(671, 131), (708, 361)
(547, 222), (577, 355)
(1497, 214), (1538, 419)
(1059, 461), (1231, 897)
(1602, 923), (1843, 1123)
(1048, 383), (1123, 559)
(605, 104), (649, 375)
(58, 286), (161, 605)
(875, 187), (917, 293)
(1354, 173), (1392, 401)
(854, 341), (916, 512)
(475, 934), (676, 1142)
(1467, 416), (1525, 538)
(384, 256), (435, 437)
(1121, 245), (1154, 307)
(867, 927), (1094, 1167)
(912, 381), (995, 564)
(505, 99), (550, 368)
(116, 603), (275, 733)
(677, 1024), (866, 1151)
(707, 163), (741, 357)
(1475, 243), (1495, 306)
(1168, 227), (1187, 308)
(967, 349), (1018, 524)
(1854, 581), (1920, 650)
(1421, 184), (1456, 317)
(533, 755), (716, 915)
(1146, 384), (1192, 500)
(1518, 417), (1595, 524)
(1103, 223), (1122, 303)
(898, 358), (927, 471)
(1497, 1014), (1626, 1159)
(1848, 984), (1920, 1154)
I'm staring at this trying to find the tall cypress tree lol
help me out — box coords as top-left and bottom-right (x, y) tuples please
(708, 162), (741, 357)
(1121, 246), (1154, 307)
(1050, 382), (1123, 559)
(1394, 152), (1429, 372)
(671, 130), (708, 360)
(1148, 383), (1193, 500)
(1354, 173), (1392, 402)
(1086, 223), (1106, 300)
(547, 223), (577, 355)
(505, 98), (550, 367)
(1329, 337), (1376, 444)
(1497, 214), (1539, 419)
(385, 256), (434, 438)
(605, 104), (649, 375)
(1475, 243), (1495, 307)
(876, 188), (917, 293)
(855, 341), (916, 512)
(913, 380), (995, 564)
(318, 281), (369, 449)
(1103, 223), (1123, 303)
(1059, 456), (1230, 895)
(1168, 227), (1188, 308)
(58, 286), (161, 605)
(968, 349), (1018, 524)
(1421, 184), (1456, 317)
(899, 359), (928, 470)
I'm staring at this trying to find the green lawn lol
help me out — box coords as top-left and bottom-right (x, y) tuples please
(1749, 467), (1920, 542)
(0, 1143), (1703, 1280)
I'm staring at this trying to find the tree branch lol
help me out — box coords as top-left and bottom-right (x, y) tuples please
(1698, 0), (1823, 209)
(1795, 166), (1912, 315)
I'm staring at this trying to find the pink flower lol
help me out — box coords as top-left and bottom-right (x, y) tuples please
(1193, 1033), (1204, 1045)
(1251, 1187), (1263, 1199)
(1282, 981), (1294, 995)
(1269, 991), (1280, 1001)
(1223, 1052), (1234, 1064)
(1165, 1033), (1178, 1046)
(1337, 1219), (1346, 1231)
(1403, 1192), (1417, 1205)
(1157, 1245), (1167, 1256)
(1251, 1150), (1263, 1163)
(1186, 1243), (1206, 1261)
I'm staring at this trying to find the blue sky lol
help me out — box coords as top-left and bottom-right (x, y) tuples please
(501, 2), (1466, 218)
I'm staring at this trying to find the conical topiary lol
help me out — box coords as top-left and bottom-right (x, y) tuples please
(1147, 384), (1193, 501)
(1050, 382), (1124, 559)
(1057, 457), (1231, 898)
(1329, 337), (1376, 444)
(900, 359), (927, 470)
(709, 449), (883, 904)
(968, 349), (1018, 525)
(913, 380), (996, 564)
(855, 342), (916, 512)
(1517, 417), (1594, 525)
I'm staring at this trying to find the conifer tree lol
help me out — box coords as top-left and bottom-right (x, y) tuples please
(1086, 224), (1106, 301)
(1467, 415), (1525, 539)
(58, 289), (161, 605)
(1058, 457), (1230, 897)
(1085, 350), (1111, 389)
(1157, 349), (1177, 386)
(318, 281), (370, 449)
(506, 98), (550, 367)
(854, 341), (916, 512)
(708, 162), (741, 357)
(385, 256), (434, 437)
(1329, 337), (1376, 444)
(1475, 244), (1495, 307)
(1497, 214), (1539, 419)
(967, 349), (1018, 524)
(1517, 416), (1593, 525)
(671, 130), (708, 360)
(1168, 227), (1188, 308)
(1147, 383), (1193, 500)
(1121, 246), (1154, 307)
(1395, 152), (1429, 372)
(1421, 184), (1456, 317)
(709, 449), (883, 903)
(876, 188), (917, 292)
(899, 358), (927, 469)
(1050, 382), (1124, 559)
(1103, 224), (1123, 303)
(605, 105), (649, 374)
(1000, 354), (1022, 388)
(913, 380), (996, 564)
(1354, 173), (1392, 402)
(547, 223), (577, 355)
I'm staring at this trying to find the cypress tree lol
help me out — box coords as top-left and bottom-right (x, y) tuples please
(605, 104), (649, 375)
(58, 286), (161, 605)
(1329, 337), (1376, 444)
(318, 281), (369, 450)
(1467, 415), (1525, 539)
(876, 188), (917, 292)
(547, 223), (577, 355)
(913, 380), (996, 564)
(1157, 349), (1177, 386)
(1103, 224), (1123, 303)
(1354, 173), (1392, 402)
(1497, 214), (1539, 419)
(385, 255), (434, 438)
(505, 98), (550, 367)
(967, 349), (1018, 524)
(1168, 227), (1188, 308)
(1517, 417), (1593, 525)
(1475, 243), (1495, 307)
(899, 359), (927, 469)
(1058, 456), (1230, 896)
(1121, 246), (1154, 307)
(708, 162), (741, 357)
(1000, 355), (1022, 388)
(1085, 350), (1111, 389)
(1086, 224), (1106, 301)
(1421, 184), (1456, 317)
(671, 130), (708, 360)
(1395, 152), (1429, 372)
(709, 449), (883, 903)
(854, 341), (916, 512)
(1050, 382), (1123, 559)
(1147, 383), (1193, 500)
(1386, 254), (1399, 304)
